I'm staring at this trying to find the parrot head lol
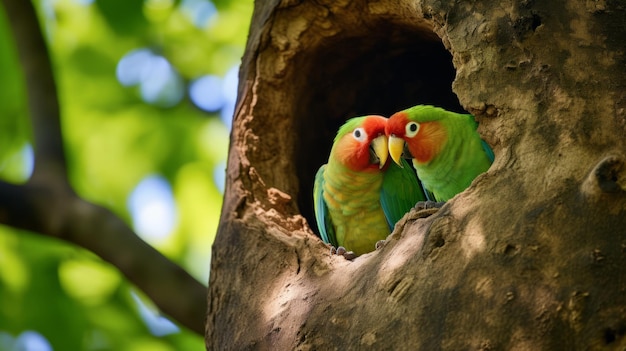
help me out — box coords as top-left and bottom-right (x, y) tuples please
(332, 115), (389, 171)
(385, 105), (448, 165)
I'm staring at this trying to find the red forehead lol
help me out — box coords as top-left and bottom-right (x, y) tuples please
(361, 115), (387, 135)
(385, 111), (409, 136)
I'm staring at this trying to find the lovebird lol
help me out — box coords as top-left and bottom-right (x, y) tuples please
(386, 105), (494, 202)
(314, 115), (427, 256)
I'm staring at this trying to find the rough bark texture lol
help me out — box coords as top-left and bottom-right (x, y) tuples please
(207, 0), (626, 349)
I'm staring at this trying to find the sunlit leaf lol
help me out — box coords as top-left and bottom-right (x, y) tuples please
(128, 337), (175, 351)
(0, 228), (30, 294)
(0, 144), (34, 183)
(144, 0), (176, 23)
(58, 258), (122, 305)
(173, 162), (223, 281)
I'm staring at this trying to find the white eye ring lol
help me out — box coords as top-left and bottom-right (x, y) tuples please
(352, 127), (367, 142)
(405, 122), (420, 138)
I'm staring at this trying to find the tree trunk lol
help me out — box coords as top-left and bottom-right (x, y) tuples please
(206, 0), (626, 349)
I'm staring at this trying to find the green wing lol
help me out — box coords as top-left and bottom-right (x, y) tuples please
(467, 112), (495, 163)
(380, 158), (428, 228)
(313, 165), (337, 247)
(481, 139), (495, 163)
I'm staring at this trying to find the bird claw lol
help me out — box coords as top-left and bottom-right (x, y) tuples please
(414, 200), (445, 210)
(330, 246), (357, 260)
(375, 240), (386, 250)
(404, 201), (443, 221)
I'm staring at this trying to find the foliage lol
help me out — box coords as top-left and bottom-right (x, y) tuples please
(0, 0), (251, 349)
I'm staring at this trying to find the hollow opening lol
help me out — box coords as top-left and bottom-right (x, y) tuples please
(604, 324), (626, 345)
(294, 21), (463, 232)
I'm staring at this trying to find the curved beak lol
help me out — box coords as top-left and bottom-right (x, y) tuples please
(371, 134), (388, 169)
(388, 135), (405, 167)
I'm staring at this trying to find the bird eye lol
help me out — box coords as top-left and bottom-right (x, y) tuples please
(405, 122), (420, 138)
(352, 127), (367, 142)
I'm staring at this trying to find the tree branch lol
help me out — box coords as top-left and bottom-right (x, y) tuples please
(0, 181), (207, 334)
(0, 0), (207, 335)
(1, 0), (66, 185)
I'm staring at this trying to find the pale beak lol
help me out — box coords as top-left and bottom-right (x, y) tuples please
(371, 134), (388, 169)
(388, 135), (405, 167)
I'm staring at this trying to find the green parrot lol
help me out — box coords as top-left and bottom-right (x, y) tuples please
(314, 115), (427, 256)
(386, 105), (494, 202)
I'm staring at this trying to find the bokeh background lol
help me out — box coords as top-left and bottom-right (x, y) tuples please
(0, 0), (252, 349)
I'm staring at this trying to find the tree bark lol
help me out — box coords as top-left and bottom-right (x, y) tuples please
(207, 0), (626, 350)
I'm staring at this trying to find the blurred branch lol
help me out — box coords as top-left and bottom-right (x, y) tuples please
(0, 181), (207, 334)
(1, 0), (66, 185)
(0, 0), (207, 335)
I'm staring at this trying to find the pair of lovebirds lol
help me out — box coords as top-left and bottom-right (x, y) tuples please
(313, 105), (495, 257)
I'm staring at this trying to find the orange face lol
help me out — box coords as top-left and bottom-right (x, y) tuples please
(335, 115), (389, 172)
(386, 111), (447, 164)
